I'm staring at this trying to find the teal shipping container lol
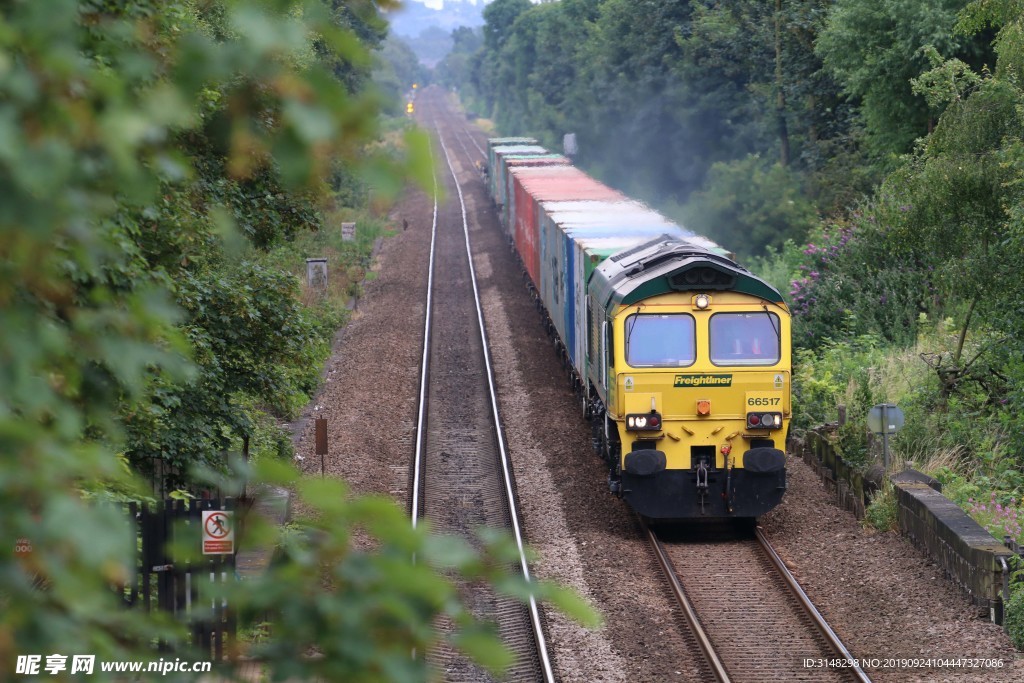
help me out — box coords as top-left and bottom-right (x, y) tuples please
(487, 143), (544, 202)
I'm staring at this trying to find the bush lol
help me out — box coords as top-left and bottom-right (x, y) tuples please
(233, 396), (294, 463)
(1005, 562), (1024, 650)
(865, 481), (898, 532)
(790, 335), (885, 437)
(683, 154), (819, 261)
(1, 2), (570, 675)
(791, 216), (931, 350)
(746, 240), (804, 303)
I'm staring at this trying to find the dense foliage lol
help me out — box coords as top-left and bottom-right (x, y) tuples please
(374, 34), (430, 116)
(0, 0), (594, 677)
(454, 0), (995, 259)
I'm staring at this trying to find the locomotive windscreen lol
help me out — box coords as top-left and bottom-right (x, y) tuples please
(709, 312), (781, 365)
(625, 313), (696, 367)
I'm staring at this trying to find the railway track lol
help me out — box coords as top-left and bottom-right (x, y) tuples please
(409, 92), (553, 683)
(647, 521), (871, 683)
(421, 91), (867, 682)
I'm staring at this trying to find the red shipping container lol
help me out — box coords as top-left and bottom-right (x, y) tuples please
(509, 166), (624, 287)
(500, 155), (569, 236)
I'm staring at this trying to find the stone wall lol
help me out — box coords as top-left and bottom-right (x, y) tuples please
(896, 481), (1012, 623)
(793, 429), (1013, 624)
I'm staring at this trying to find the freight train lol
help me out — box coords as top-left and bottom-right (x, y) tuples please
(486, 138), (792, 520)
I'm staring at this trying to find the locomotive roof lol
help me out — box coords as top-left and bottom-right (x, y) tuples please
(589, 235), (785, 315)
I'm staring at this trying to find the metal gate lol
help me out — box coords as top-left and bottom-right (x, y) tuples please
(124, 498), (237, 659)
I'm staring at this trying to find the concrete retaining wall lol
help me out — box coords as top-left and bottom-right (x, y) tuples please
(896, 481), (1011, 623)
(794, 429), (1013, 624)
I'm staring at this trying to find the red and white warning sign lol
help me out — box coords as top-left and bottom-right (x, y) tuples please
(202, 510), (235, 555)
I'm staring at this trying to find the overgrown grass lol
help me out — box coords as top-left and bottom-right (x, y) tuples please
(888, 442), (966, 479)
(865, 480), (898, 532)
(235, 394), (294, 465)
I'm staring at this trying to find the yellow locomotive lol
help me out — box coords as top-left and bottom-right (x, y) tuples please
(587, 236), (791, 519)
(486, 137), (791, 519)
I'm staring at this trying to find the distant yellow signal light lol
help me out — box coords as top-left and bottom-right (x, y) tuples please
(412, 83), (418, 89)
(406, 102), (414, 114)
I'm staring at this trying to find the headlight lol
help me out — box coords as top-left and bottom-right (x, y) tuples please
(747, 412), (783, 430)
(626, 412), (662, 431)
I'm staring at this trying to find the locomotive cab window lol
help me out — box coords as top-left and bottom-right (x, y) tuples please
(709, 312), (780, 366)
(625, 313), (696, 367)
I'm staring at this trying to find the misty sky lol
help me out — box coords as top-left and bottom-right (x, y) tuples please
(406, 0), (482, 9)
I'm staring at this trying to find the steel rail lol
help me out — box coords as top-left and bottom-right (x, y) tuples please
(409, 128), (440, 530)
(461, 127), (486, 160)
(434, 122), (556, 683)
(755, 528), (872, 683)
(644, 519), (732, 683)
(407, 112), (441, 667)
(445, 97), (486, 161)
(451, 122), (486, 163)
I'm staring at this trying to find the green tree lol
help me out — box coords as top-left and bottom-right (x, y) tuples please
(683, 154), (819, 260)
(583, 0), (695, 187)
(482, 0), (532, 54)
(1, 1), (600, 678)
(405, 25), (454, 65)
(463, 0), (870, 255)
(477, 0), (531, 111)
(796, 0), (1024, 420)
(374, 34), (429, 114)
(436, 26), (483, 97)
(815, 0), (992, 157)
